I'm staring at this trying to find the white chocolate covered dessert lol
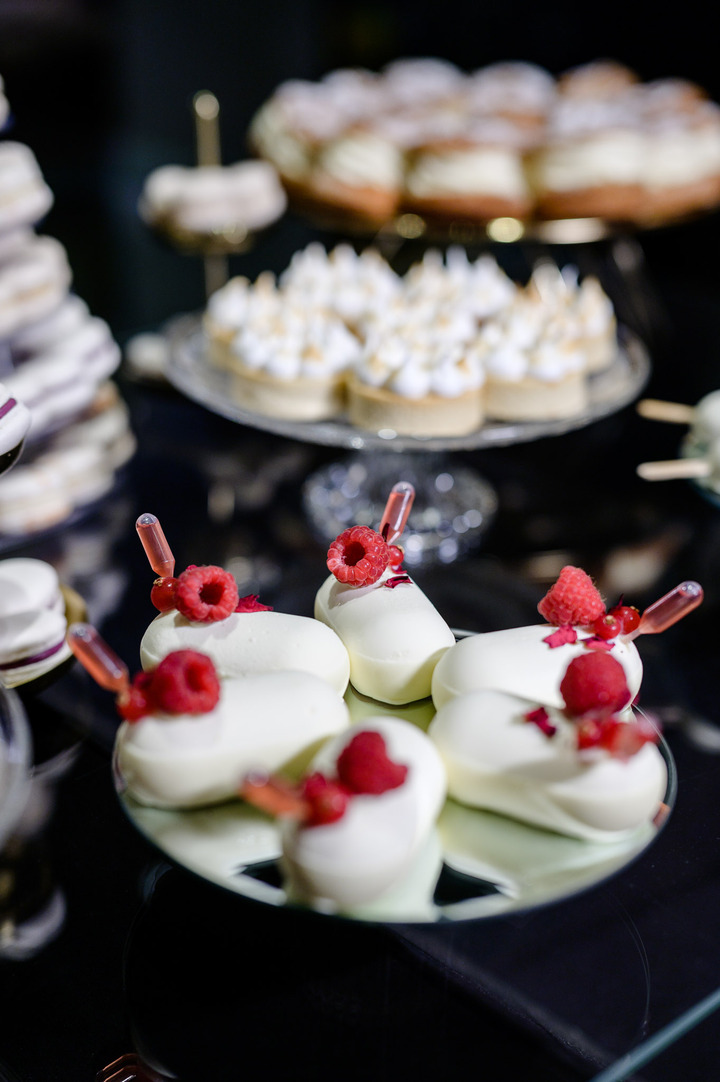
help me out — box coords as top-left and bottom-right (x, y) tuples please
(277, 717), (447, 914)
(116, 660), (350, 810)
(429, 687), (666, 841)
(314, 523), (455, 704)
(139, 558), (350, 695)
(433, 565), (643, 710)
(0, 142), (53, 235)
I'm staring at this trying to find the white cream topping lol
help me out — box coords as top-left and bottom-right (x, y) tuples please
(431, 623), (643, 711)
(140, 160), (287, 233)
(406, 146), (529, 199)
(281, 716), (447, 912)
(429, 688), (667, 841)
(317, 130), (404, 188)
(0, 142), (53, 230)
(0, 386), (30, 454)
(530, 129), (645, 188)
(140, 608), (350, 696)
(116, 670), (350, 809)
(314, 567), (455, 704)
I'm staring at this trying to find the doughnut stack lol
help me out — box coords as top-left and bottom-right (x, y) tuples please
(0, 74), (135, 537)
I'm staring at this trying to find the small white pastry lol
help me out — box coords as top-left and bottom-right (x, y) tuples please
(429, 688), (666, 841)
(0, 557), (71, 687)
(140, 608), (350, 696)
(0, 142), (53, 234)
(281, 716), (447, 913)
(117, 669), (350, 809)
(0, 385), (30, 467)
(431, 623), (643, 711)
(315, 566), (455, 704)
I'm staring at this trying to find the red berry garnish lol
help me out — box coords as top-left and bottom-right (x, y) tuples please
(301, 772), (351, 826)
(117, 671), (156, 722)
(235, 594), (273, 613)
(387, 544), (404, 570)
(576, 714), (658, 759)
(150, 576), (178, 612)
(336, 730), (409, 794)
(148, 650), (221, 715)
(174, 565), (239, 623)
(326, 526), (389, 587)
(560, 652), (631, 718)
(538, 566), (606, 627)
(608, 603), (641, 635)
(591, 612), (622, 640)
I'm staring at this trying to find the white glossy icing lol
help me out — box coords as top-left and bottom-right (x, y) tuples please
(281, 715), (446, 912)
(406, 146), (529, 199)
(314, 567), (455, 704)
(429, 688), (667, 840)
(431, 623), (643, 711)
(116, 669), (350, 809)
(140, 608), (350, 696)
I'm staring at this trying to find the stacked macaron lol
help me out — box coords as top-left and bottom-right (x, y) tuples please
(0, 557), (71, 688)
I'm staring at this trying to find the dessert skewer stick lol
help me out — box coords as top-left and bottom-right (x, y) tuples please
(379, 481), (415, 544)
(193, 89), (228, 298)
(636, 398), (696, 424)
(136, 512), (175, 578)
(67, 623), (129, 693)
(626, 580), (704, 641)
(636, 458), (712, 482)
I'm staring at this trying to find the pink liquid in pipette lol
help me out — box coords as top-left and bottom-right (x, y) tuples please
(380, 482), (415, 544)
(67, 623), (129, 693)
(136, 513), (175, 578)
(627, 580), (704, 639)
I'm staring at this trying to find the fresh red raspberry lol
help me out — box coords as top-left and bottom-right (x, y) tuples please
(174, 565), (239, 623)
(150, 576), (178, 612)
(336, 730), (408, 794)
(387, 544), (404, 570)
(148, 650), (221, 715)
(538, 566), (606, 627)
(560, 652), (631, 718)
(326, 526), (389, 586)
(301, 772), (351, 826)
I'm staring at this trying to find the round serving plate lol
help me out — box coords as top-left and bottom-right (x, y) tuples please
(115, 633), (675, 925)
(165, 315), (650, 454)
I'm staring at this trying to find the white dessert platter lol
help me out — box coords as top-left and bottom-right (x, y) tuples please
(115, 632), (675, 926)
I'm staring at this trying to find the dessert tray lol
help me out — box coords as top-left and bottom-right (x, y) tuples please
(165, 315), (650, 454)
(116, 684), (675, 926)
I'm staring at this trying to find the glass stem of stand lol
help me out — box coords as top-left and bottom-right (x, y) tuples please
(193, 89), (229, 299)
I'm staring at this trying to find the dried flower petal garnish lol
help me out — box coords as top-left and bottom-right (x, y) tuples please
(525, 706), (557, 737)
(543, 625), (577, 648)
(235, 594), (273, 613)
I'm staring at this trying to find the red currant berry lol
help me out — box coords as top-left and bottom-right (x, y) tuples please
(151, 576), (178, 612)
(387, 544), (404, 570)
(609, 604), (641, 634)
(591, 612), (622, 640)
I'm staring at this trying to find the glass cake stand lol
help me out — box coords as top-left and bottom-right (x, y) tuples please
(115, 694), (676, 927)
(164, 314), (650, 564)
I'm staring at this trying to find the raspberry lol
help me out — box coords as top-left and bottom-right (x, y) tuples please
(148, 650), (221, 715)
(560, 652), (631, 718)
(150, 576), (178, 612)
(336, 730), (408, 794)
(538, 566), (606, 627)
(327, 526), (389, 586)
(174, 565), (239, 623)
(387, 544), (404, 570)
(301, 772), (351, 826)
